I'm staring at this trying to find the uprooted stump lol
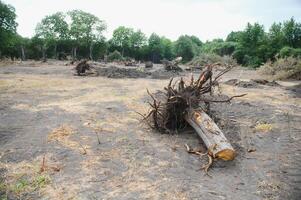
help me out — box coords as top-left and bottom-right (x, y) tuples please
(75, 60), (92, 76)
(161, 57), (183, 71)
(141, 64), (246, 174)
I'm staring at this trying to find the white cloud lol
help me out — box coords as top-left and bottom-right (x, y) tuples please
(4, 0), (301, 41)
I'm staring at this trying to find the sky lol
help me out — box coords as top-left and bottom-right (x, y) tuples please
(4, 0), (301, 41)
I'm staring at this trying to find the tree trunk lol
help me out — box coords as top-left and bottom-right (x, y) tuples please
(21, 45), (26, 61)
(73, 47), (77, 61)
(89, 43), (93, 60)
(42, 47), (47, 62)
(185, 108), (236, 161)
(54, 44), (57, 59)
(152, 53), (155, 63)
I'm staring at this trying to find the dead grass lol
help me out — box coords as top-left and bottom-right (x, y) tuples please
(48, 125), (74, 141)
(48, 125), (88, 155)
(259, 57), (301, 80)
(220, 84), (301, 106)
(0, 60), (21, 67)
(187, 54), (237, 67)
(255, 123), (273, 133)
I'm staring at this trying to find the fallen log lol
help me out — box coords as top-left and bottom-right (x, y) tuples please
(185, 108), (236, 161)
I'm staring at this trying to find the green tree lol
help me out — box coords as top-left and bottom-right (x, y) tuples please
(232, 23), (268, 67)
(282, 17), (301, 48)
(29, 36), (45, 60)
(226, 31), (243, 42)
(161, 37), (174, 60)
(35, 12), (68, 61)
(12, 35), (29, 61)
(148, 33), (164, 63)
(92, 39), (108, 60)
(267, 22), (284, 57)
(110, 26), (134, 57)
(129, 29), (147, 59)
(201, 39), (236, 56)
(68, 10), (106, 60)
(174, 35), (199, 62)
(0, 0), (17, 58)
(189, 35), (203, 47)
(130, 29), (146, 48)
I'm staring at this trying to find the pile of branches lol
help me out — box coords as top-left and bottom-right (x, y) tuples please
(143, 64), (245, 133)
(124, 59), (138, 67)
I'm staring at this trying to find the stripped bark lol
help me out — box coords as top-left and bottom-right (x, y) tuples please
(185, 108), (236, 161)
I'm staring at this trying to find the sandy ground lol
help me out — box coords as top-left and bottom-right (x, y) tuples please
(0, 61), (300, 200)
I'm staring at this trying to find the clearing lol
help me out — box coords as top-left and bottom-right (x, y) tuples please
(0, 61), (300, 200)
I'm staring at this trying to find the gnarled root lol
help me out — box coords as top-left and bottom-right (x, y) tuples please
(185, 144), (214, 176)
(185, 144), (207, 156)
(201, 154), (214, 176)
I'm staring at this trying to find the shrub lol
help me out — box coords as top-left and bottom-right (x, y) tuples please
(202, 41), (237, 56)
(243, 55), (263, 68)
(279, 47), (301, 58)
(107, 50), (123, 61)
(187, 53), (237, 67)
(259, 57), (301, 80)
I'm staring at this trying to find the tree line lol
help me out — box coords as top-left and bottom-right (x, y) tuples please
(1, 0), (301, 67)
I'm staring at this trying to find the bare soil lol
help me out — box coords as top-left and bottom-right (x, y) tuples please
(0, 61), (300, 200)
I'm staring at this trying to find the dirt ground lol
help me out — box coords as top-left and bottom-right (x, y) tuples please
(0, 61), (300, 200)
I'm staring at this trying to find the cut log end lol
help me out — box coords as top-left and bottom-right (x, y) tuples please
(186, 109), (236, 161)
(215, 149), (236, 161)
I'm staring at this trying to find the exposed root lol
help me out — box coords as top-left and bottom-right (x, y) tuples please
(185, 144), (214, 176)
(201, 154), (214, 176)
(185, 144), (207, 156)
(142, 64), (244, 174)
(143, 64), (245, 134)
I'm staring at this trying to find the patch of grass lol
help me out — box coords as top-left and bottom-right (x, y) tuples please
(255, 123), (272, 133)
(0, 182), (6, 191)
(11, 178), (29, 194)
(32, 175), (50, 190)
(0, 182), (7, 200)
(8, 175), (50, 197)
(2, 158), (53, 198)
